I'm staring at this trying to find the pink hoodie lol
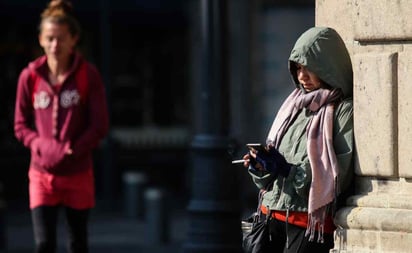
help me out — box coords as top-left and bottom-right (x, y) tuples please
(14, 52), (109, 175)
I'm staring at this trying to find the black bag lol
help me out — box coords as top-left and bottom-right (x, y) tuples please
(241, 190), (272, 253)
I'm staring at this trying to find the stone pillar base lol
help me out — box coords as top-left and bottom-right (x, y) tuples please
(331, 228), (412, 253)
(332, 178), (412, 253)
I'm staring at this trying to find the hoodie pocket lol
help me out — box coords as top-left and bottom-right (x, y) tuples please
(31, 137), (69, 171)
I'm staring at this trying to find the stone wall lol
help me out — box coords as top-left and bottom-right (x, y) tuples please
(317, 0), (412, 252)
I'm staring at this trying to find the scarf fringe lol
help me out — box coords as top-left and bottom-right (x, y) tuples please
(305, 205), (329, 243)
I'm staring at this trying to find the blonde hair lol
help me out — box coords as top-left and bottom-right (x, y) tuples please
(39, 0), (81, 37)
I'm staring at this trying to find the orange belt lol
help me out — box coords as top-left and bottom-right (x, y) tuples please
(261, 205), (336, 234)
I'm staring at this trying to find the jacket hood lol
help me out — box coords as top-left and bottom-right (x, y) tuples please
(288, 27), (353, 98)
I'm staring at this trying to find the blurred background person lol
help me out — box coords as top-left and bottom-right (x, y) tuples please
(13, 0), (109, 252)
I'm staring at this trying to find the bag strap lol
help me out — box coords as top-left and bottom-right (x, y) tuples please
(250, 189), (272, 228)
(256, 189), (266, 213)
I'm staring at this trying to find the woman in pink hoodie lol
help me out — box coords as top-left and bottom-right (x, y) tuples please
(14, 0), (109, 252)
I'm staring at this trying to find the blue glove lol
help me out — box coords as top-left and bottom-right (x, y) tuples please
(255, 148), (291, 176)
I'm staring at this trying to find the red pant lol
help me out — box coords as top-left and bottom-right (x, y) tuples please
(29, 168), (95, 209)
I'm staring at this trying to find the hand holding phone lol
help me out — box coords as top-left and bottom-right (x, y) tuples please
(246, 143), (268, 154)
(246, 144), (291, 176)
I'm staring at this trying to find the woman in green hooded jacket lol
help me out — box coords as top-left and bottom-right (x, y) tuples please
(243, 26), (354, 252)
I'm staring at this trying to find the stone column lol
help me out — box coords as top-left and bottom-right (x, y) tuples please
(316, 0), (412, 252)
(182, 0), (242, 252)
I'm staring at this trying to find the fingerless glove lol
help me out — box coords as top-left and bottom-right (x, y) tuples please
(255, 148), (291, 177)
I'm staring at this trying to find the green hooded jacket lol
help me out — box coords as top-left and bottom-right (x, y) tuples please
(249, 27), (354, 213)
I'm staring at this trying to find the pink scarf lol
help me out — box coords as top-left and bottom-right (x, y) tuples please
(266, 88), (342, 242)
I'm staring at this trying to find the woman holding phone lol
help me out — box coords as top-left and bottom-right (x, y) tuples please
(243, 27), (354, 252)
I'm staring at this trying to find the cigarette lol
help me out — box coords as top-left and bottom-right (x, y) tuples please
(232, 159), (246, 164)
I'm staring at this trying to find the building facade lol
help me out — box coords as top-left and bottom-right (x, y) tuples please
(316, 1), (412, 252)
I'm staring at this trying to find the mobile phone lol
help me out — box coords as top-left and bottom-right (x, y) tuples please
(246, 143), (268, 153)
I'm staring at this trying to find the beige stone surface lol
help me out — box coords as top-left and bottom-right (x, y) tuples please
(332, 229), (412, 253)
(353, 43), (404, 55)
(316, 0), (354, 43)
(398, 51), (412, 178)
(335, 206), (412, 232)
(347, 193), (412, 210)
(353, 52), (397, 177)
(353, 0), (412, 41)
(354, 177), (412, 196)
(333, 177), (412, 252)
(316, 1), (412, 252)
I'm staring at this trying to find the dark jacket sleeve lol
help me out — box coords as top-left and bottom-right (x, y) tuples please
(71, 64), (109, 157)
(14, 68), (38, 148)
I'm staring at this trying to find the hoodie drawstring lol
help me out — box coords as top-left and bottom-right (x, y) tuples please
(285, 206), (290, 248)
